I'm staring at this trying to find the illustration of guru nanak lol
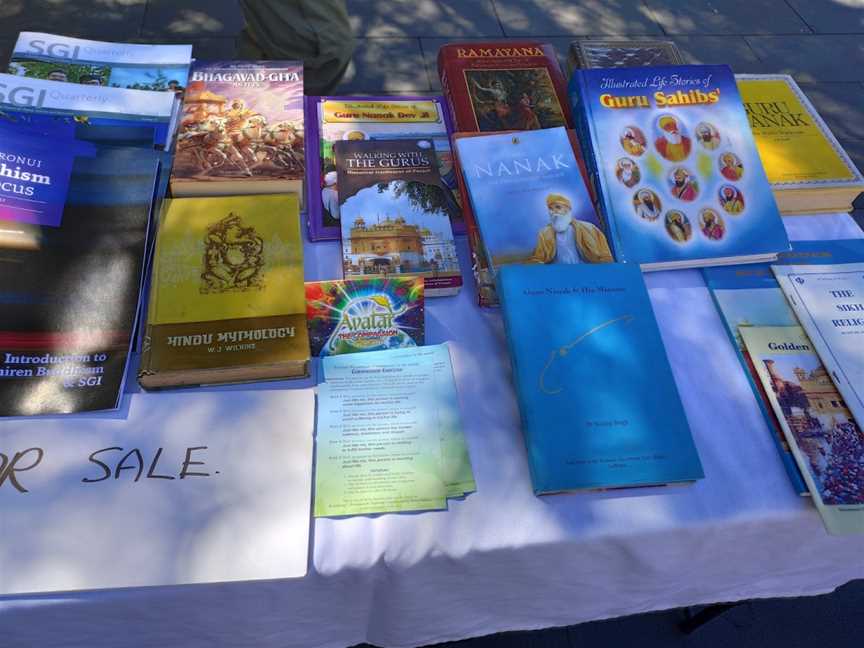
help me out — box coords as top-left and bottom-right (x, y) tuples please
(532, 193), (613, 264)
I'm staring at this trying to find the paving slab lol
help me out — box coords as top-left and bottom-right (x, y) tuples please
(785, 0), (864, 35)
(348, 0), (502, 38)
(495, 0), (664, 37)
(336, 38), (432, 95)
(671, 35), (767, 73)
(142, 0), (245, 38)
(0, 0), (147, 40)
(796, 82), (864, 142)
(0, 39), (12, 66)
(746, 35), (864, 83)
(839, 139), (864, 176)
(645, 0), (810, 35)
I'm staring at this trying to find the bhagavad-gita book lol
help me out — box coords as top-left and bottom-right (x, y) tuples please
(304, 95), (460, 240)
(741, 325), (864, 535)
(736, 74), (864, 215)
(567, 39), (684, 73)
(455, 126), (610, 277)
(138, 194), (309, 388)
(305, 276), (424, 357)
(773, 262), (864, 431)
(0, 141), (160, 416)
(170, 61), (305, 198)
(334, 138), (462, 297)
(570, 64), (790, 270)
(497, 262), (703, 494)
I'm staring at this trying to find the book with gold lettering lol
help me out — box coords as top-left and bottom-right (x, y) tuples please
(304, 95), (461, 240)
(570, 65), (790, 270)
(138, 194), (309, 388)
(736, 75), (864, 214)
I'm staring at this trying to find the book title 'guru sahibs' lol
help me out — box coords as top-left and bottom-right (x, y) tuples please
(599, 73), (719, 109)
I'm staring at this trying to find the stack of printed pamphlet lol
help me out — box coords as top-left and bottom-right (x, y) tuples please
(314, 344), (475, 517)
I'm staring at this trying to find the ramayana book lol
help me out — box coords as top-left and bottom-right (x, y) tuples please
(455, 126), (610, 277)
(305, 95), (461, 240)
(305, 276), (424, 357)
(0, 141), (161, 416)
(703, 240), (864, 496)
(741, 326), (864, 535)
(170, 61), (305, 198)
(570, 64), (790, 270)
(9, 32), (192, 94)
(138, 194), (310, 388)
(497, 262), (704, 493)
(0, 72), (179, 149)
(567, 39), (684, 73)
(437, 40), (572, 133)
(737, 74), (864, 215)
(773, 262), (864, 430)
(334, 138), (462, 297)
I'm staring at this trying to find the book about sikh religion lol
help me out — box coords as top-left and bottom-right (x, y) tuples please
(304, 94), (461, 241)
(497, 262), (704, 494)
(138, 194), (310, 388)
(569, 64), (790, 271)
(169, 61), (305, 199)
(334, 138), (462, 297)
(736, 74), (864, 215)
(454, 126), (610, 277)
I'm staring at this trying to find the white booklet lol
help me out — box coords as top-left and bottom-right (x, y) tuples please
(10, 32), (192, 94)
(0, 72), (180, 147)
(773, 262), (864, 429)
(0, 389), (314, 595)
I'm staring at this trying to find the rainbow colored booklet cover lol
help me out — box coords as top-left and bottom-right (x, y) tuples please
(498, 262), (703, 493)
(305, 277), (424, 356)
(571, 65), (789, 270)
(455, 127), (612, 275)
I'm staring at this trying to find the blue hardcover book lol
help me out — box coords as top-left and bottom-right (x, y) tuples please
(703, 240), (864, 496)
(455, 127), (613, 276)
(497, 263), (704, 493)
(570, 65), (790, 270)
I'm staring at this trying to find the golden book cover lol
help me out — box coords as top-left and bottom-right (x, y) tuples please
(737, 74), (864, 214)
(139, 194), (309, 388)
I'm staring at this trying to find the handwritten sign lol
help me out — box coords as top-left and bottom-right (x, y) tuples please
(0, 389), (314, 595)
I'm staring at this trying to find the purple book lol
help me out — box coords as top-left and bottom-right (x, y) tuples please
(304, 95), (462, 241)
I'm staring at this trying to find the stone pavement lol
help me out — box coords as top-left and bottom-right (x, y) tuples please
(2, 0), (864, 172)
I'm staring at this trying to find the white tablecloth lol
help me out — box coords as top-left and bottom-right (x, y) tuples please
(3, 214), (864, 648)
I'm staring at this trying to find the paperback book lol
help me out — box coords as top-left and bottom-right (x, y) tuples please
(773, 262), (864, 430)
(455, 126), (611, 276)
(737, 74), (864, 215)
(497, 262), (704, 493)
(305, 276), (424, 356)
(334, 138), (462, 296)
(305, 95), (461, 240)
(570, 64), (790, 270)
(170, 61), (305, 198)
(138, 194), (310, 388)
(9, 32), (192, 94)
(703, 240), (864, 495)
(0, 142), (161, 416)
(567, 39), (684, 73)
(0, 72), (180, 149)
(741, 326), (864, 535)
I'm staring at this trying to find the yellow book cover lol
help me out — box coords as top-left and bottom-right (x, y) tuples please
(737, 74), (863, 190)
(139, 194), (309, 387)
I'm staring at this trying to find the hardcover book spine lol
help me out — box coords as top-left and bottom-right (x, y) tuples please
(304, 95), (325, 241)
